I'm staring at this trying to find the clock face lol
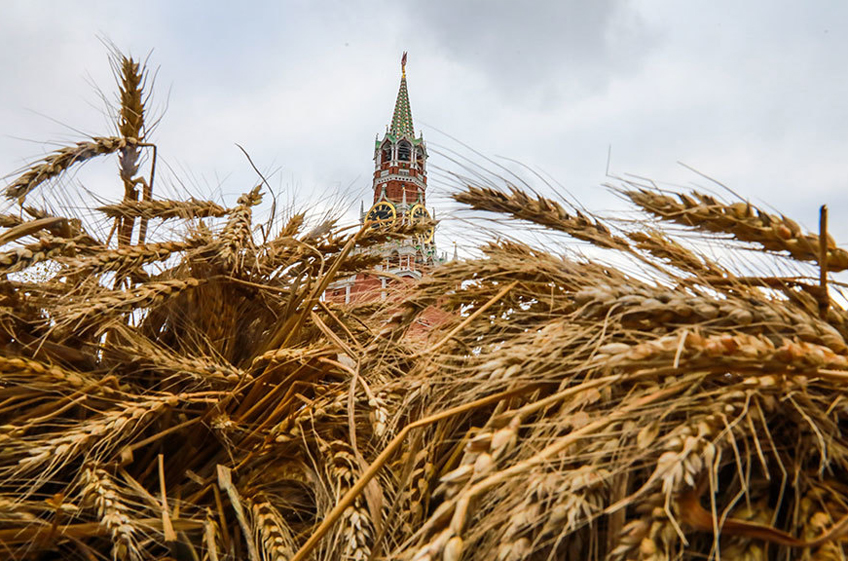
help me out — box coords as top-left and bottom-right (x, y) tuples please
(408, 204), (435, 244)
(365, 201), (397, 228)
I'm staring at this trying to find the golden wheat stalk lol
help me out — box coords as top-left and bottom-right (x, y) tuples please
(454, 184), (630, 250)
(12, 396), (177, 482)
(59, 238), (208, 275)
(80, 464), (142, 561)
(5, 137), (131, 202)
(249, 496), (297, 561)
(57, 278), (205, 329)
(0, 355), (107, 393)
(625, 188), (848, 271)
(596, 331), (848, 374)
(628, 229), (724, 276)
(572, 283), (847, 353)
(217, 186), (262, 272)
(97, 198), (229, 221)
(108, 331), (251, 387)
(0, 214), (24, 228)
(116, 55), (148, 247)
(322, 440), (375, 561)
(0, 237), (78, 273)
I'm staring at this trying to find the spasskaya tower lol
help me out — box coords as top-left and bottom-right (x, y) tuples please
(326, 53), (442, 304)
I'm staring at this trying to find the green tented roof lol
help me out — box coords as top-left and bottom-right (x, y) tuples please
(391, 72), (415, 138)
(374, 61), (424, 151)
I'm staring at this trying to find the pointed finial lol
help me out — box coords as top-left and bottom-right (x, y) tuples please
(453, 242), (458, 261)
(401, 51), (408, 78)
(401, 189), (407, 207)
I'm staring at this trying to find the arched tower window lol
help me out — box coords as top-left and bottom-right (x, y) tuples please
(416, 148), (425, 170)
(381, 144), (391, 165)
(397, 141), (411, 162)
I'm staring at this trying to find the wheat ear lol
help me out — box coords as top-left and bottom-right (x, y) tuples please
(5, 137), (131, 201)
(97, 198), (229, 221)
(115, 55), (147, 246)
(81, 464), (142, 561)
(625, 188), (848, 271)
(454, 184), (629, 250)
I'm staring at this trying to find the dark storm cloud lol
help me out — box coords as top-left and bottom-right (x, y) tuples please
(401, 0), (654, 102)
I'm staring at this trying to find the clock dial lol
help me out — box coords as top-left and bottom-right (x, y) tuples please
(365, 201), (397, 228)
(408, 204), (434, 244)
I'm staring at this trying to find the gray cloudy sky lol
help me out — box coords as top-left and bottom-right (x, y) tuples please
(1, 1), (847, 251)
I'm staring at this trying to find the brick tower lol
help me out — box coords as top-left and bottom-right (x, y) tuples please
(327, 53), (441, 304)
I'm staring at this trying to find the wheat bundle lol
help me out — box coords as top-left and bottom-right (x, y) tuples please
(1, 51), (847, 561)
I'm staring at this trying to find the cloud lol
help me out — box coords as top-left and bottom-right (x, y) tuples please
(1, 1), (847, 250)
(400, 0), (655, 103)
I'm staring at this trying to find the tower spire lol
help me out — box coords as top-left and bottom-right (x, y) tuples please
(391, 52), (415, 138)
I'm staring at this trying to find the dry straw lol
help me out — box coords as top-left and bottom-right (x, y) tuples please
(1, 48), (848, 561)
